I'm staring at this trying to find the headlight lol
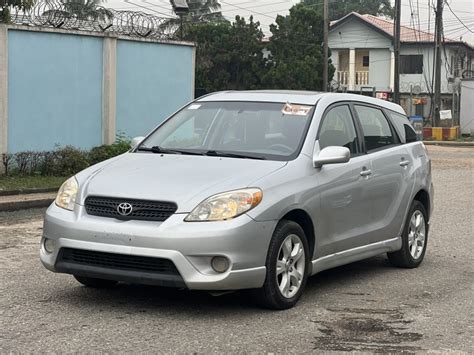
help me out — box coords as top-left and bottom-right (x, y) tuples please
(185, 188), (263, 222)
(55, 176), (78, 211)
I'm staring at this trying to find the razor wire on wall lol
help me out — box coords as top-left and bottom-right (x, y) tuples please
(6, 0), (178, 40)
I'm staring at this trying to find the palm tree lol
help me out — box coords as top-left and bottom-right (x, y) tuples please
(1, 0), (36, 23)
(163, 0), (227, 39)
(61, 0), (112, 21)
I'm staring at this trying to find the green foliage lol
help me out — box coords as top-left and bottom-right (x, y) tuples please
(185, 16), (266, 92)
(87, 135), (131, 165)
(1, 135), (131, 177)
(60, 0), (112, 21)
(40, 146), (89, 176)
(163, 0), (227, 38)
(303, 0), (394, 20)
(262, 4), (334, 91)
(1, 0), (35, 23)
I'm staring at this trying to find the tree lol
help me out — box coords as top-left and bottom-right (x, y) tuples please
(165, 0), (227, 38)
(303, 0), (394, 20)
(1, 0), (35, 23)
(60, 0), (112, 21)
(263, 3), (334, 91)
(185, 16), (266, 93)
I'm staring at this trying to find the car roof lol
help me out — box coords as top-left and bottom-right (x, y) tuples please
(196, 90), (406, 115)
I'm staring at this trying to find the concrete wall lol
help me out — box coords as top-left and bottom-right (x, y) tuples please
(7, 30), (103, 152)
(460, 79), (474, 135)
(0, 25), (195, 154)
(116, 40), (194, 138)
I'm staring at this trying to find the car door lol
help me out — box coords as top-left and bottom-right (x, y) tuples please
(315, 104), (374, 257)
(353, 104), (415, 243)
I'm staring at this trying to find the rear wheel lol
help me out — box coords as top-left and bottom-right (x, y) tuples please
(256, 220), (310, 310)
(73, 275), (118, 288)
(388, 200), (428, 268)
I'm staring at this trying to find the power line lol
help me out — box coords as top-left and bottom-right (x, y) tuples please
(444, 0), (474, 33)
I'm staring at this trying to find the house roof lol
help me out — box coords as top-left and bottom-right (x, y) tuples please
(330, 12), (474, 50)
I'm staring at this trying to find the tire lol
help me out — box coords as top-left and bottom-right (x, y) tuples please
(255, 220), (310, 310)
(388, 200), (428, 268)
(73, 275), (118, 288)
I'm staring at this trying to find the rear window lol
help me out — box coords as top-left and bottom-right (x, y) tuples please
(388, 111), (417, 143)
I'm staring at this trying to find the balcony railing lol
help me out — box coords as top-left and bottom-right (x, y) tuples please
(337, 71), (349, 85)
(336, 71), (369, 86)
(356, 71), (369, 85)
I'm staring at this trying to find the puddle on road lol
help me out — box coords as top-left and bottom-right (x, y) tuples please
(312, 307), (423, 353)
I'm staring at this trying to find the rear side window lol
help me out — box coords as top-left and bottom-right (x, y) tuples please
(354, 105), (397, 151)
(388, 111), (417, 143)
(319, 105), (360, 155)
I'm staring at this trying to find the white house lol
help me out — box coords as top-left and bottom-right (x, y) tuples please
(329, 12), (474, 119)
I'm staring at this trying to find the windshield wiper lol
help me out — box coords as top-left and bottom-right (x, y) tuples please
(204, 150), (266, 160)
(136, 146), (204, 156)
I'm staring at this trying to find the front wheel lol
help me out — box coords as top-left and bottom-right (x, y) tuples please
(255, 220), (310, 310)
(388, 200), (428, 268)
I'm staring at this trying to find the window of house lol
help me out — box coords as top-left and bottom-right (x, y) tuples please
(363, 55), (369, 67)
(400, 55), (423, 74)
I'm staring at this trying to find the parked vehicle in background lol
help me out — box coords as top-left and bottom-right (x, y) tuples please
(41, 91), (433, 309)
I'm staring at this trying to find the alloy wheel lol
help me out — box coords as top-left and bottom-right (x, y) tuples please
(408, 210), (426, 260)
(276, 234), (306, 298)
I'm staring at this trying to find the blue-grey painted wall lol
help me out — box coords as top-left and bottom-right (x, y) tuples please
(116, 40), (194, 138)
(7, 30), (103, 152)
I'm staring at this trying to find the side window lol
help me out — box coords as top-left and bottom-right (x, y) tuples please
(319, 105), (359, 155)
(354, 105), (397, 151)
(388, 111), (417, 143)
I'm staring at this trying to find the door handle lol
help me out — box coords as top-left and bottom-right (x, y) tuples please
(400, 160), (410, 167)
(360, 168), (372, 177)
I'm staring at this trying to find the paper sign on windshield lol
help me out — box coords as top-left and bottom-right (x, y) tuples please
(282, 103), (311, 116)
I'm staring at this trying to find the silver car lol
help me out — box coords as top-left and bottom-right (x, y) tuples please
(41, 91), (433, 309)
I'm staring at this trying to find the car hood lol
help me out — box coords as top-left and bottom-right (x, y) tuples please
(78, 152), (287, 213)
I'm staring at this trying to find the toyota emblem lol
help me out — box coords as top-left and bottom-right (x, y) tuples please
(117, 202), (133, 216)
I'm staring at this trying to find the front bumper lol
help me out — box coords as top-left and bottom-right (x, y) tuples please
(41, 203), (276, 290)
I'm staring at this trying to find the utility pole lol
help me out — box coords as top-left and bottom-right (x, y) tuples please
(323, 0), (329, 92)
(433, 0), (443, 127)
(393, 0), (401, 104)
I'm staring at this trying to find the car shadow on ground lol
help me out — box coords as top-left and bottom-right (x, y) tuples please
(53, 254), (399, 314)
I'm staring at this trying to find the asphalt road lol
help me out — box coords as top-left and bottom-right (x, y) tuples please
(1, 145), (473, 353)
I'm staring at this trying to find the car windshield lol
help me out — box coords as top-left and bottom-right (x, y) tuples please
(137, 101), (314, 161)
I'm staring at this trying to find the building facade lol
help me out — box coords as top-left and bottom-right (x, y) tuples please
(329, 12), (474, 120)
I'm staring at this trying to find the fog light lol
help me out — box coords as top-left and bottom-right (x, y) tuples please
(43, 238), (56, 253)
(211, 256), (230, 273)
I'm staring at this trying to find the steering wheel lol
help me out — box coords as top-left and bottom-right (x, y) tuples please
(267, 143), (294, 153)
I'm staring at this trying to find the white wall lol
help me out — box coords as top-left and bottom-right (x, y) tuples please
(399, 46), (455, 94)
(460, 79), (474, 135)
(369, 49), (391, 90)
(329, 18), (392, 50)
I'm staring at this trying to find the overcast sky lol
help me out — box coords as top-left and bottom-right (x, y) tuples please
(106, 0), (474, 45)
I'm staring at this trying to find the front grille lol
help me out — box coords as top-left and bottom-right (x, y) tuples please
(85, 196), (177, 221)
(58, 248), (180, 275)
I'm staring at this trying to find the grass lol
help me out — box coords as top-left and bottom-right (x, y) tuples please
(0, 176), (67, 192)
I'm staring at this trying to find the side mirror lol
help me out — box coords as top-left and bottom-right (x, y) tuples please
(313, 146), (351, 168)
(130, 136), (145, 149)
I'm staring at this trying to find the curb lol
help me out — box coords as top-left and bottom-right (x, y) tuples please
(423, 141), (474, 147)
(0, 197), (54, 212)
(0, 187), (58, 197)
(0, 192), (56, 212)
